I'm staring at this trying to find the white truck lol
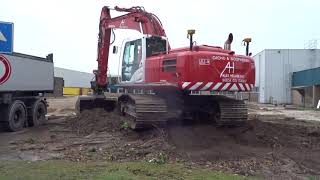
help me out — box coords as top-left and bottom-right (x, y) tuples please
(0, 52), (54, 131)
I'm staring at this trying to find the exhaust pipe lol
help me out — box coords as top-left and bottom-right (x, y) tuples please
(224, 33), (233, 50)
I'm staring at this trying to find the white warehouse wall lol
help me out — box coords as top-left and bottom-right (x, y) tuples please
(54, 67), (94, 88)
(253, 49), (320, 104)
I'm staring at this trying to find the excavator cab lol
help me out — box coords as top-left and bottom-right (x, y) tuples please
(120, 35), (168, 83)
(77, 35), (168, 114)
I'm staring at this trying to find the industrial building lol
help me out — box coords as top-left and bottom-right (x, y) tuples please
(253, 49), (320, 107)
(54, 67), (94, 88)
(54, 67), (94, 95)
(53, 67), (123, 95)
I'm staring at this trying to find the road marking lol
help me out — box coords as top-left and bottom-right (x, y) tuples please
(0, 31), (7, 42)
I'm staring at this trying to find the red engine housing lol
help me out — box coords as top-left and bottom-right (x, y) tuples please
(145, 45), (255, 92)
(94, 6), (255, 93)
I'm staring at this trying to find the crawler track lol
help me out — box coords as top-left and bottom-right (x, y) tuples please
(216, 100), (248, 126)
(118, 94), (169, 129)
(118, 94), (248, 129)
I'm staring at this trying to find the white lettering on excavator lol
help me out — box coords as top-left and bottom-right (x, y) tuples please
(199, 59), (210, 65)
(212, 55), (250, 62)
(220, 62), (235, 78)
(119, 19), (128, 28)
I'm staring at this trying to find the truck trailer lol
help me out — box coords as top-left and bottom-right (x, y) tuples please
(0, 52), (54, 131)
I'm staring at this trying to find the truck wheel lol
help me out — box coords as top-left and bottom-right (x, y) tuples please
(4, 100), (27, 132)
(29, 100), (47, 127)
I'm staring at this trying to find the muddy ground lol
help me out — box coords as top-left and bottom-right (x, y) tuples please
(1, 96), (320, 179)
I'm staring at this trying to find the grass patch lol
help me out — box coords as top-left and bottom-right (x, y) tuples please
(0, 160), (253, 180)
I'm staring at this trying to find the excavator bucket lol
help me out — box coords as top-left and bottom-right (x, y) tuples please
(76, 95), (117, 114)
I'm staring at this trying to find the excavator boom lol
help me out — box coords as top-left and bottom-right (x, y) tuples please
(93, 6), (168, 94)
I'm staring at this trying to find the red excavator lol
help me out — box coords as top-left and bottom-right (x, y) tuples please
(77, 6), (255, 129)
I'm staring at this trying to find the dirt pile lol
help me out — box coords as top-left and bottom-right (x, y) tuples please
(64, 109), (175, 162)
(247, 119), (320, 149)
(68, 109), (123, 135)
(166, 119), (320, 178)
(62, 129), (176, 164)
(28, 107), (320, 179)
(5, 97), (320, 179)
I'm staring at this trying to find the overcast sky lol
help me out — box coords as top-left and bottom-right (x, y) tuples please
(1, 0), (319, 75)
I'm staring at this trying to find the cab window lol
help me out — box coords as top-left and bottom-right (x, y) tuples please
(122, 39), (142, 81)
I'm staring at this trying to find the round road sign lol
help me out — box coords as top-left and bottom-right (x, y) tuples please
(0, 55), (11, 85)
